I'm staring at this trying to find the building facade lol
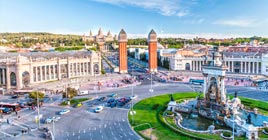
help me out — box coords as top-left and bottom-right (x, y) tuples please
(0, 51), (101, 90)
(83, 28), (115, 51)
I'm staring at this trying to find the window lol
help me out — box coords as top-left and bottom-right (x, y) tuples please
(266, 66), (268, 72)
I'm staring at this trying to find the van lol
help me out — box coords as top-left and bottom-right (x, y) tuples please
(78, 90), (89, 96)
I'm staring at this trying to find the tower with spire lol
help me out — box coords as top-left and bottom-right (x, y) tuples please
(148, 29), (158, 73)
(118, 29), (128, 73)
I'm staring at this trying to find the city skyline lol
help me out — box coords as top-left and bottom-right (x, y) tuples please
(0, 0), (268, 38)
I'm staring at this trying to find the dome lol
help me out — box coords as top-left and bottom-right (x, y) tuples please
(118, 29), (127, 42)
(148, 29), (157, 42)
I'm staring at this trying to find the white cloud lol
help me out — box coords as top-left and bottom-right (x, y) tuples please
(92, 0), (191, 17)
(213, 19), (257, 27)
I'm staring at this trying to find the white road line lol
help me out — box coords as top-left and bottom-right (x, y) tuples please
(102, 135), (104, 139)
(84, 129), (86, 134)
(104, 124), (107, 128)
(94, 127), (96, 130)
(120, 128), (123, 131)
(78, 136), (80, 139)
(73, 132), (75, 136)
(111, 132), (114, 135)
(129, 132), (133, 135)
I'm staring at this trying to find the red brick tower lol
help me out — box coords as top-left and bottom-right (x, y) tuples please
(118, 29), (128, 73)
(148, 29), (158, 72)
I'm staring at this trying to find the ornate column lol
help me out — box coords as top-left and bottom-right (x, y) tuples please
(240, 61), (243, 73)
(6, 66), (11, 89)
(85, 62), (88, 75)
(203, 74), (208, 97)
(67, 57), (70, 78)
(90, 57), (94, 76)
(244, 62), (248, 73)
(252, 62), (255, 74)
(35, 66), (37, 82)
(16, 64), (22, 90)
(248, 62), (251, 73)
(48, 65), (51, 80)
(256, 62), (259, 74)
(29, 57), (33, 84)
(232, 61), (234, 72)
(57, 58), (61, 80)
(44, 65), (47, 81)
(53, 65), (56, 79)
(220, 76), (226, 104)
(79, 62), (82, 75)
(2, 68), (6, 85)
(40, 66), (43, 82)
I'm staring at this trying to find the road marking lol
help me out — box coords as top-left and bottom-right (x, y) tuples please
(78, 136), (80, 139)
(118, 122), (121, 126)
(104, 124), (107, 128)
(79, 130), (80, 133)
(129, 132), (133, 135)
(122, 119), (125, 122)
(102, 135), (104, 139)
(124, 133), (127, 136)
(73, 132), (75, 136)
(94, 127), (96, 130)
(100, 130), (102, 133)
(110, 126), (112, 130)
(120, 128), (123, 131)
(84, 129), (86, 134)
(114, 138), (117, 140)
(111, 132), (114, 135)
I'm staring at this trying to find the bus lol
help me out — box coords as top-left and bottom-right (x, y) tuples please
(189, 79), (204, 85)
(0, 102), (21, 111)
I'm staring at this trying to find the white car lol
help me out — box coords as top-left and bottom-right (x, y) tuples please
(59, 109), (70, 115)
(130, 95), (138, 99)
(95, 106), (103, 113)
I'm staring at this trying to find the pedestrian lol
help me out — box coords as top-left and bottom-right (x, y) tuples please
(15, 111), (18, 116)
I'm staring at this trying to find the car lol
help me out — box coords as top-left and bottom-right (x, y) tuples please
(130, 95), (138, 99)
(0, 108), (12, 114)
(118, 97), (126, 102)
(98, 97), (106, 101)
(58, 109), (70, 115)
(95, 106), (103, 113)
(107, 93), (117, 98)
(11, 95), (19, 99)
(107, 98), (115, 104)
(44, 117), (53, 123)
(110, 102), (117, 108)
(74, 103), (83, 108)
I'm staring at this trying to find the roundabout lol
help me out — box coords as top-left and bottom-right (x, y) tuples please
(128, 92), (268, 140)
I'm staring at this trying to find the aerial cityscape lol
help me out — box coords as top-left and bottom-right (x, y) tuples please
(0, 0), (268, 140)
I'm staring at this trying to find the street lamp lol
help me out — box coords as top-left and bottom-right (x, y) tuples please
(149, 72), (154, 96)
(36, 91), (40, 129)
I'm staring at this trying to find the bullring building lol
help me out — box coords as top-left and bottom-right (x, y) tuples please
(0, 51), (101, 90)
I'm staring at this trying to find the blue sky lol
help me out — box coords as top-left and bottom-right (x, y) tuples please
(0, 0), (268, 38)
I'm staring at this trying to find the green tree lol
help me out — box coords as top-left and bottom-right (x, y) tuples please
(62, 87), (78, 99)
(29, 91), (45, 101)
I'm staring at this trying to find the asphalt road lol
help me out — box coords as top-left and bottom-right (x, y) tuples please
(7, 80), (268, 140)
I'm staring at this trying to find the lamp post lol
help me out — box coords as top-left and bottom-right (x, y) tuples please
(232, 112), (235, 140)
(149, 72), (154, 96)
(37, 91), (40, 129)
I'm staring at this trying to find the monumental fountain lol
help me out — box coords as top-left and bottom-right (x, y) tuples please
(167, 46), (268, 139)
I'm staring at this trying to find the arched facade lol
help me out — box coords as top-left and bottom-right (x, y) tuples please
(10, 72), (16, 86)
(22, 71), (30, 87)
(185, 63), (191, 70)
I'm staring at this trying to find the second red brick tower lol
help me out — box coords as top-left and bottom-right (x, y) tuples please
(148, 29), (158, 72)
(118, 29), (128, 73)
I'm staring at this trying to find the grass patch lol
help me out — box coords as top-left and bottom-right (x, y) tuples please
(129, 92), (199, 140)
(130, 92), (250, 140)
(60, 98), (90, 106)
